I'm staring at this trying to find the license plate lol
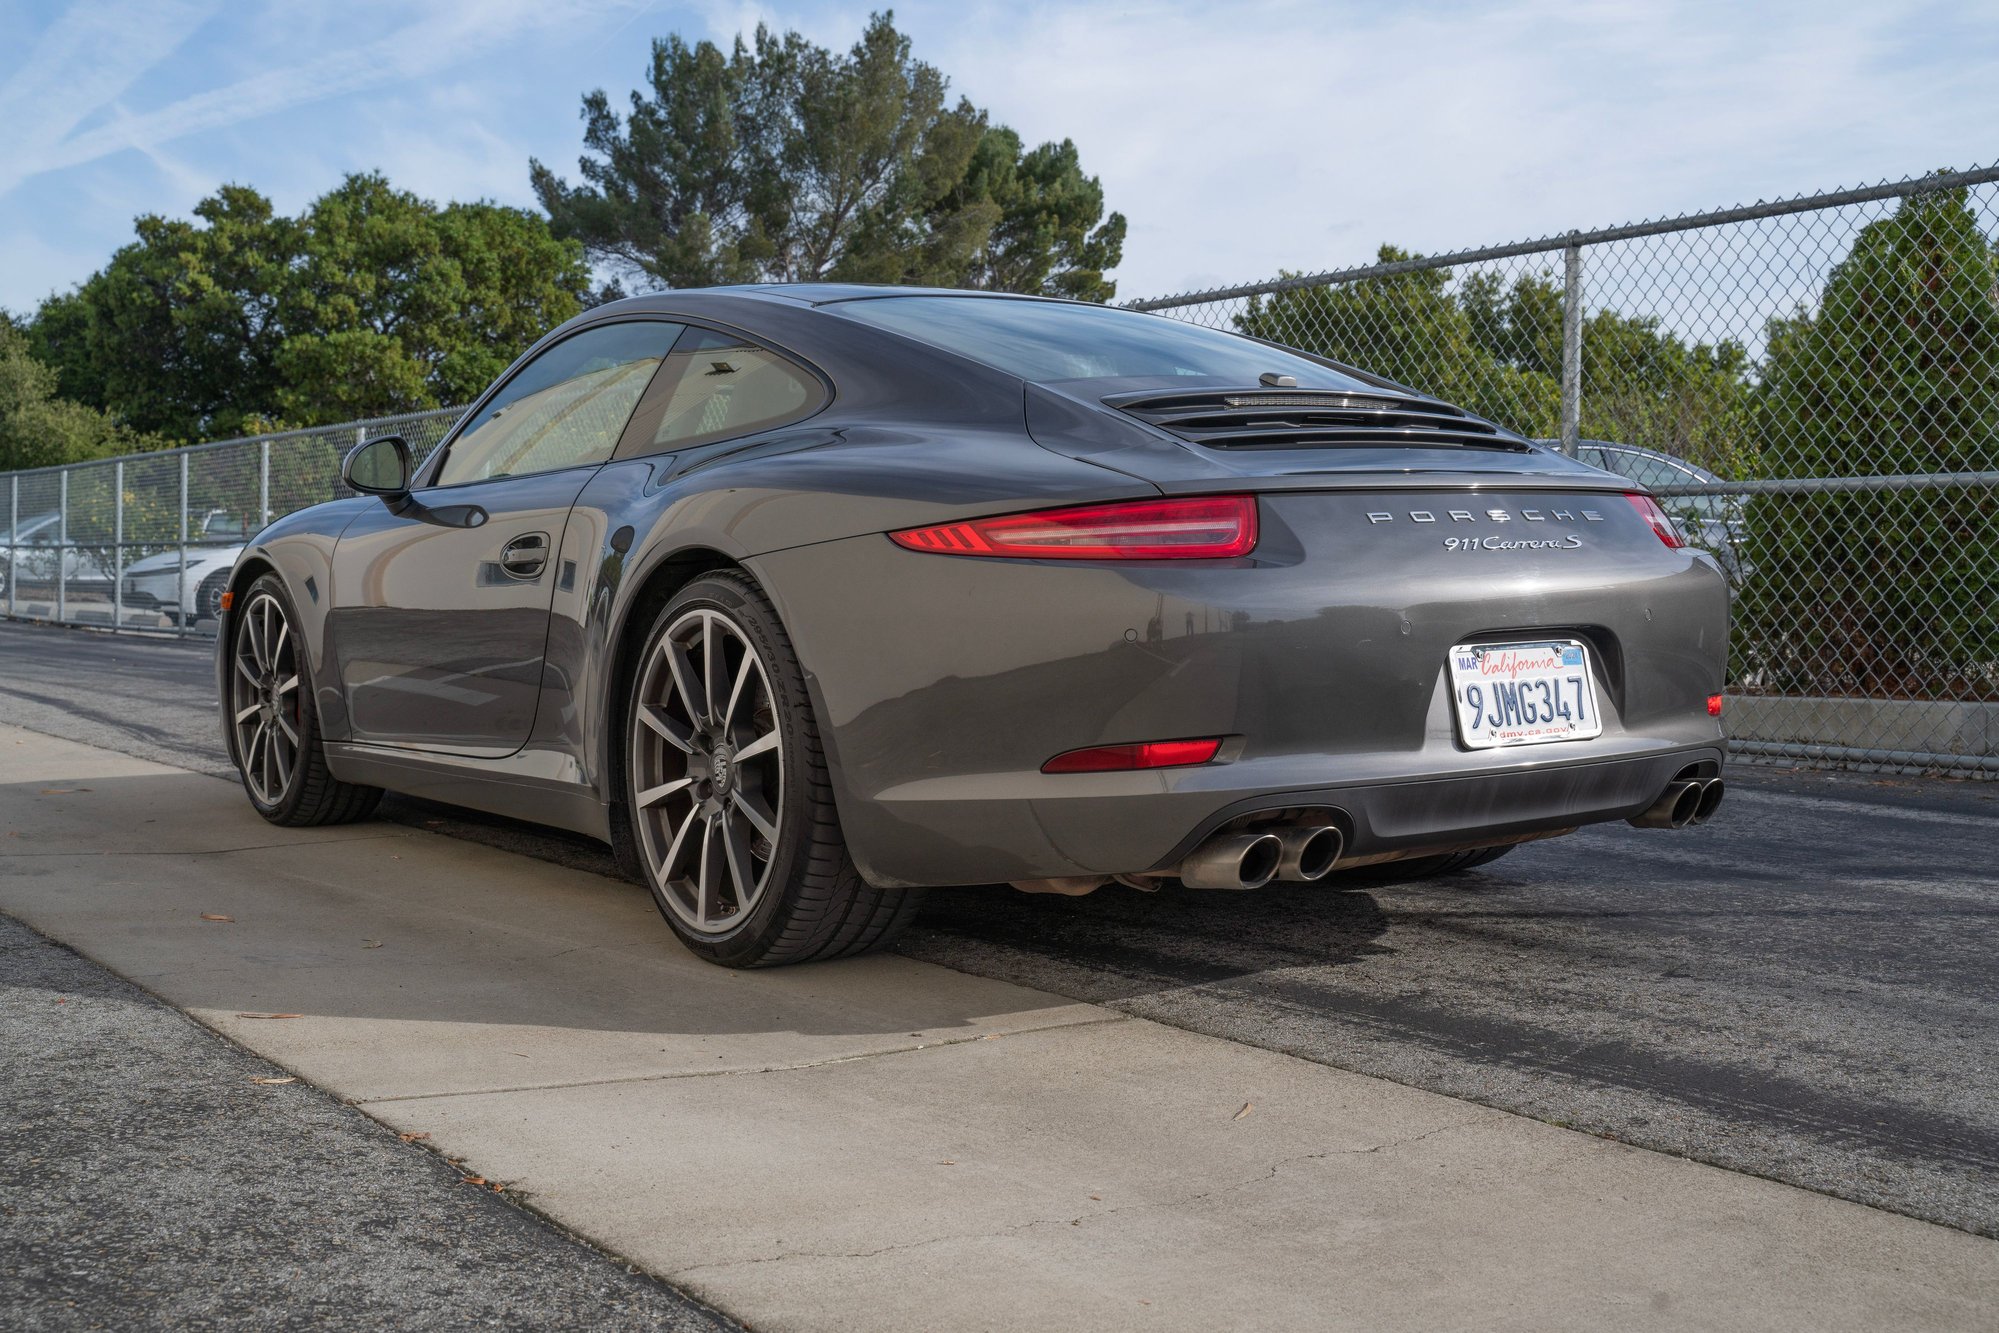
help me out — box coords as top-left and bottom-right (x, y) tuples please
(1447, 640), (1602, 750)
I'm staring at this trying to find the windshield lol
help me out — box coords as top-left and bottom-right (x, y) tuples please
(831, 296), (1377, 391)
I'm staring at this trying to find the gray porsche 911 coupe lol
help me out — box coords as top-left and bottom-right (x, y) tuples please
(218, 286), (1728, 967)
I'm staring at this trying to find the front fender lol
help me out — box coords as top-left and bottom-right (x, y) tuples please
(215, 498), (373, 746)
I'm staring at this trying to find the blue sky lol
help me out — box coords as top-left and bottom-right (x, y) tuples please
(2, 0), (1996, 316)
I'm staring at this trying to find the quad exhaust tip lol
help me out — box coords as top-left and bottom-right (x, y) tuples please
(1178, 820), (1344, 889)
(1178, 831), (1285, 890)
(1014, 815), (1351, 896)
(1277, 823), (1343, 882)
(1629, 777), (1725, 830)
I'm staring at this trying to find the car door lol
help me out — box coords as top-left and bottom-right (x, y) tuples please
(327, 319), (682, 755)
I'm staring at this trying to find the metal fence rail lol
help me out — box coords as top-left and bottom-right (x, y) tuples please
(3, 407), (460, 633)
(5, 164), (1997, 776)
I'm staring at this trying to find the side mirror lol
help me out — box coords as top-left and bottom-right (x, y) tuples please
(342, 435), (412, 500)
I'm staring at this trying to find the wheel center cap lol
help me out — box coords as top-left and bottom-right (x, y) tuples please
(711, 746), (735, 791)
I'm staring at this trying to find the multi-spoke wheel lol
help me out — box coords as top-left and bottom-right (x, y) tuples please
(196, 567), (231, 624)
(225, 573), (382, 826)
(230, 588), (302, 804)
(623, 572), (923, 967)
(630, 607), (784, 937)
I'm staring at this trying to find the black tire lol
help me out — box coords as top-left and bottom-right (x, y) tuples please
(620, 571), (922, 968)
(226, 573), (383, 827)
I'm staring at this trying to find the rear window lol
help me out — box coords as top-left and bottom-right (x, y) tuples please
(832, 295), (1375, 390)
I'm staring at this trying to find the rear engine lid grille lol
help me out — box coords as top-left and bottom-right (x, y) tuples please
(1107, 388), (1530, 453)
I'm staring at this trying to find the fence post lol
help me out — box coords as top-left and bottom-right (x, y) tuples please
(113, 459), (124, 631)
(178, 451), (189, 639)
(1559, 234), (1583, 458)
(6, 473), (16, 619)
(56, 467), (68, 623)
(259, 438), (271, 528)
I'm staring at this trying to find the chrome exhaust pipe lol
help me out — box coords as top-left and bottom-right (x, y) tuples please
(1276, 823), (1343, 882)
(1689, 778), (1725, 826)
(1178, 832), (1284, 890)
(1628, 780), (1703, 830)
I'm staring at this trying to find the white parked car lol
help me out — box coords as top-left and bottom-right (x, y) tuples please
(118, 510), (250, 626)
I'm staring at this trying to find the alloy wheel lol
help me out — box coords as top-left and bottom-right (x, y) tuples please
(230, 591), (301, 805)
(631, 608), (784, 937)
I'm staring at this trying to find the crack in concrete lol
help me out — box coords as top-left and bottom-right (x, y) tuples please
(351, 1015), (1134, 1105)
(664, 1114), (1489, 1279)
(0, 832), (419, 858)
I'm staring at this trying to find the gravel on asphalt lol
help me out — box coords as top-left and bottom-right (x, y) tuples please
(0, 912), (735, 1332)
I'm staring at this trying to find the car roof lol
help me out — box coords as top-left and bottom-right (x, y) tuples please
(1540, 438), (1724, 484)
(601, 284), (1084, 313)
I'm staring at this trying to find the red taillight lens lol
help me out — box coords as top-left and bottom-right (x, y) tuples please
(1041, 737), (1224, 774)
(890, 495), (1257, 560)
(1625, 493), (1684, 549)
(1707, 694), (1724, 717)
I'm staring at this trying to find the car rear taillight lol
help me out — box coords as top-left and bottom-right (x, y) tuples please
(1625, 493), (1685, 549)
(890, 495), (1257, 560)
(1041, 737), (1224, 773)
(1708, 694), (1724, 717)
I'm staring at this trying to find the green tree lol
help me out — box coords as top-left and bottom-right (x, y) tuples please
(29, 176), (589, 439)
(1743, 187), (1999, 697)
(1236, 249), (1754, 477)
(531, 12), (1124, 298)
(0, 317), (155, 471)
(31, 185), (294, 441)
(1458, 271), (1755, 476)
(1236, 248), (1561, 432)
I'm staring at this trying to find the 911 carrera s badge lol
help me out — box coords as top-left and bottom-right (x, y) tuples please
(1444, 533), (1585, 551)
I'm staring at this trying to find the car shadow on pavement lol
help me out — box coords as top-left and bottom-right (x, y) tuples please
(0, 770), (1098, 1058)
(902, 875), (1399, 1005)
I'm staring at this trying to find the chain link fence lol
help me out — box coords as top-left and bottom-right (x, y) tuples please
(3, 408), (459, 633)
(5, 165), (1996, 775)
(1132, 165), (1999, 777)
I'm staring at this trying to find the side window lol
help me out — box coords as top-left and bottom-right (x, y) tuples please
(434, 321), (682, 487)
(626, 326), (824, 455)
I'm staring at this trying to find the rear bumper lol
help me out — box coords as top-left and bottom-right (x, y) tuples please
(749, 491), (1730, 889)
(826, 739), (1723, 886)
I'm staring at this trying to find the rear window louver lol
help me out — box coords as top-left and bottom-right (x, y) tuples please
(1106, 389), (1530, 452)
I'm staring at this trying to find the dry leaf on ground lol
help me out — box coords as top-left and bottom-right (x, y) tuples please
(1233, 1101), (1254, 1121)
(235, 1012), (302, 1020)
(362, 939), (382, 949)
(250, 1076), (296, 1085)
(200, 913), (235, 923)
(399, 1132), (430, 1143)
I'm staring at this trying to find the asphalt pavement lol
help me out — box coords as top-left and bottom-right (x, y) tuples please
(3, 617), (1997, 1243)
(0, 911), (734, 1332)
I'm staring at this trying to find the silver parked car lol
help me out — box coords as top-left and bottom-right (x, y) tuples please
(1560, 440), (1747, 578)
(0, 511), (117, 603)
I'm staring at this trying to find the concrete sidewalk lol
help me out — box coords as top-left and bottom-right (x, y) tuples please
(3, 722), (1995, 1331)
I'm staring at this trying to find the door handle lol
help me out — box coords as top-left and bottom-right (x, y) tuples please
(499, 532), (549, 579)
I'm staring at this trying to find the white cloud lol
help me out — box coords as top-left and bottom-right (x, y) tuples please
(803, 0), (1999, 299)
(0, 0), (221, 195)
(0, 0), (647, 198)
(3, 0), (1995, 316)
